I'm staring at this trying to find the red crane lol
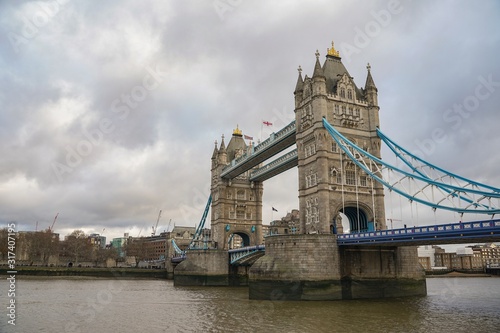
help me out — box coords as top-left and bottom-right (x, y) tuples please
(49, 213), (59, 232)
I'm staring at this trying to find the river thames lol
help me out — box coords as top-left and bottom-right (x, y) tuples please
(1, 276), (499, 333)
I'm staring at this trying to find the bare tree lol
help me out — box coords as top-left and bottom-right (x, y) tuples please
(64, 230), (92, 265)
(26, 230), (59, 265)
(125, 238), (152, 267)
(0, 228), (7, 260)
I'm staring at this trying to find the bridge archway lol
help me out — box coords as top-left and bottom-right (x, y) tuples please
(227, 232), (250, 249)
(338, 205), (372, 233)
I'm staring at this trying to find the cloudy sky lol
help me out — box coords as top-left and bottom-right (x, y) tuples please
(1, 0), (499, 241)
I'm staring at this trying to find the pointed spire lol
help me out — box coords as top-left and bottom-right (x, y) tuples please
(211, 139), (219, 160)
(218, 134), (227, 164)
(294, 65), (304, 94)
(364, 63), (377, 91)
(312, 50), (324, 78)
(219, 134), (226, 151)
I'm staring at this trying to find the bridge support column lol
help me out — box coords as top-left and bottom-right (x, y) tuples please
(340, 246), (427, 299)
(174, 249), (229, 286)
(249, 234), (343, 300)
(249, 235), (426, 300)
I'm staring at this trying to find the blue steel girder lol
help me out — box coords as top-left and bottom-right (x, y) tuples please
(249, 149), (298, 182)
(229, 245), (266, 265)
(220, 120), (296, 179)
(322, 119), (500, 214)
(337, 219), (500, 246)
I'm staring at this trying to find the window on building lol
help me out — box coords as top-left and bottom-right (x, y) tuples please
(236, 210), (245, 219)
(346, 170), (356, 185)
(340, 88), (345, 98)
(347, 89), (353, 100)
(360, 175), (367, 187)
(237, 190), (245, 200)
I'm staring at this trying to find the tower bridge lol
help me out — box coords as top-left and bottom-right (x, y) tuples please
(173, 42), (500, 300)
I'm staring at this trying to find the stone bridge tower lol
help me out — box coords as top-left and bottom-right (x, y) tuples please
(210, 127), (263, 250)
(294, 44), (386, 235)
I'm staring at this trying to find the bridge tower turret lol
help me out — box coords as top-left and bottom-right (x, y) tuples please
(210, 127), (263, 250)
(294, 43), (386, 235)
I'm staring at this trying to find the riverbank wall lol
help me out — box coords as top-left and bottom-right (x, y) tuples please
(0, 266), (167, 279)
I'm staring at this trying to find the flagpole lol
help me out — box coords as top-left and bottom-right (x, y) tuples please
(260, 120), (263, 143)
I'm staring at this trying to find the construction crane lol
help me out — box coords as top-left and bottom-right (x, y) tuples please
(48, 213), (58, 232)
(152, 210), (162, 236)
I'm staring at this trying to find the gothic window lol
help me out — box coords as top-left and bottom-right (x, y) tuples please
(332, 142), (338, 153)
(354, 108), (360, 117)
(347, 107), (352, 115)
(334, 105), (339, 114)
(305, 143), (316, 158)
(306, 199), (312, 224)
(337, 172), (342, 184)
(236, 209), (245, 219)
(237, 190), (245, 200)
(346, 170), (356, 185)
(360, 175), (367, 187)
(340, 88), (346, 98)
(342, 106), (346, 114)
(306, 173), (318, 188)
(347, 89), (353, 100)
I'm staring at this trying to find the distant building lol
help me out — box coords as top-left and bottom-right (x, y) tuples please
(425, 245), (485, 271)
(267, 209), (300, 236)
(111, 234), (129, 258)
(88, 233), (106, 249)
(417, 245), (436, 270)
(471, 243), (500, 268)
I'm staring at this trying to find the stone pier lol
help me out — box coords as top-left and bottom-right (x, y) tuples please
(173, 249), (229, 286)
(249, 234), (426, 300)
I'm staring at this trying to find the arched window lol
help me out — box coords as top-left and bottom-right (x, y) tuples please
(347, 89), (353, 100)
(340, 88), (345, 98)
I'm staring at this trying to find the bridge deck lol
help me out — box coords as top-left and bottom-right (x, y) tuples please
(220, 120), (296, 179)
(337, 219), (500, 246)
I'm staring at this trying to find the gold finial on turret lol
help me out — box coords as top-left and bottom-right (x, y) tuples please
(327, 41), (340, 57)
(233, 125), (242, 136)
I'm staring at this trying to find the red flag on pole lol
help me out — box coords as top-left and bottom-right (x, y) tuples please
(244, 135), (253, 140)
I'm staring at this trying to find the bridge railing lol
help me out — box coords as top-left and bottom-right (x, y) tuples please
(252, 120), (296, 154)
(337, 219), (500, 242)
(229, 245), (265, 264)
